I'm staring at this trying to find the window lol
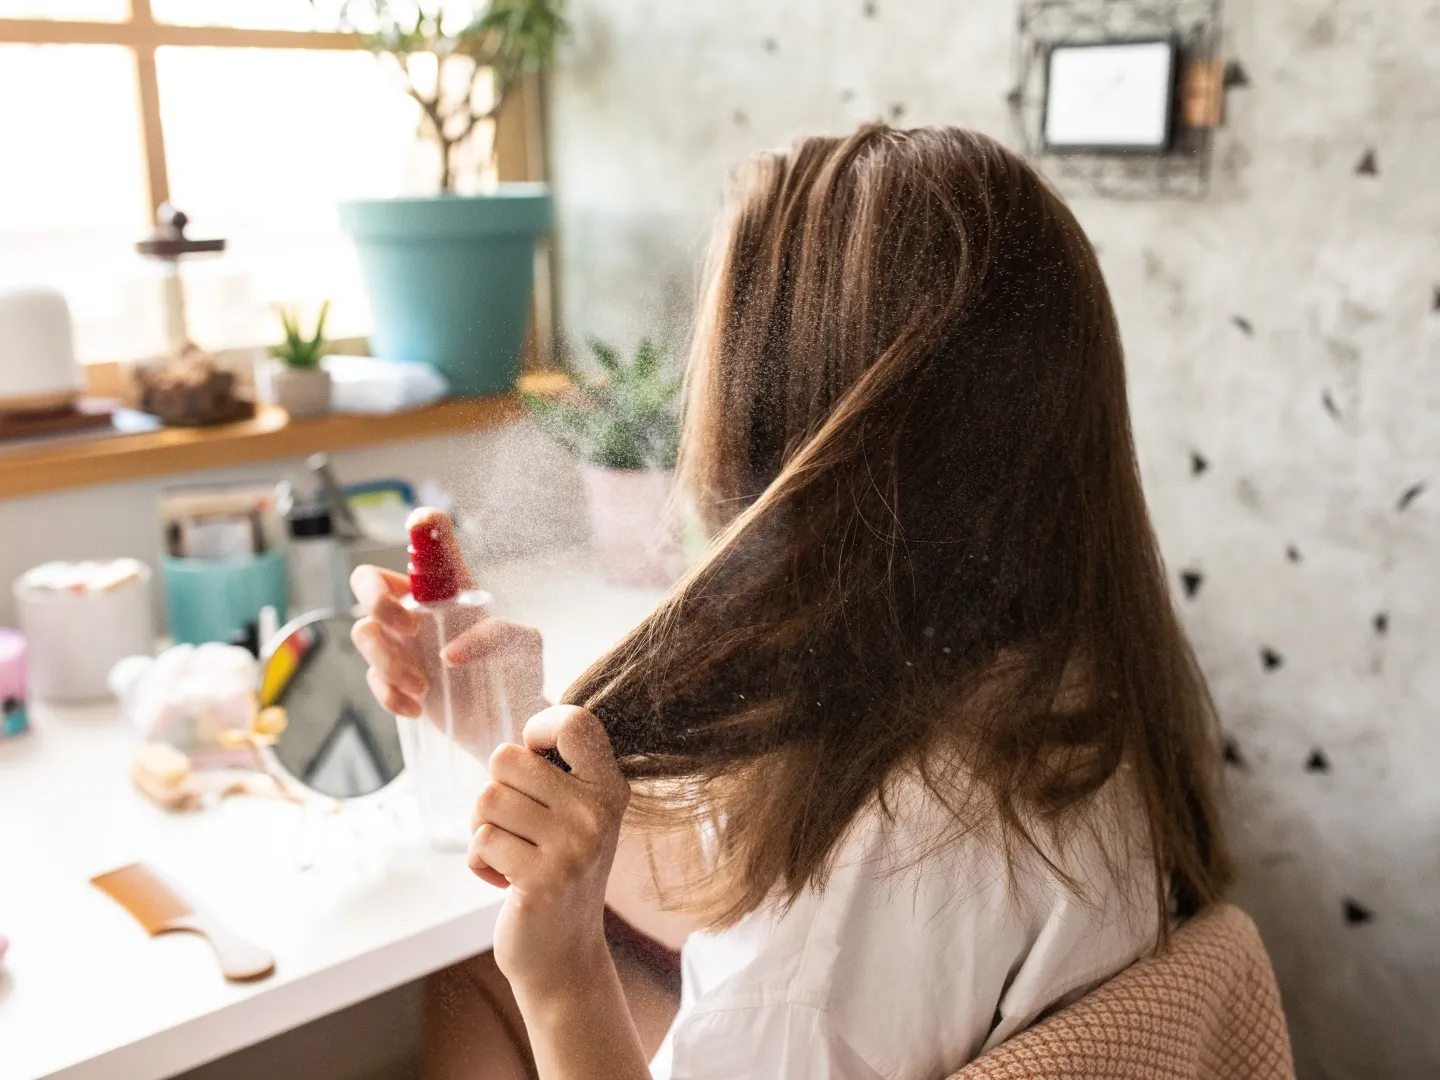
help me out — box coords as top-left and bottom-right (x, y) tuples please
(0, 41), (154, 361)
(0, 2), (517, 363)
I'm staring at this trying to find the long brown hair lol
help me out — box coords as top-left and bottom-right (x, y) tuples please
(565, 124), (1232, 931)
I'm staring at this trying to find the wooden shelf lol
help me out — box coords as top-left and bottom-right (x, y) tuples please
(0, 372), (567, 501)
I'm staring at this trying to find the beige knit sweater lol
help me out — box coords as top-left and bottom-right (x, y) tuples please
(952, 905), (1295, 1080)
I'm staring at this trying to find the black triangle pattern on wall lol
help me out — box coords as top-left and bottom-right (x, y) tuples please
(1181, 130), (1434, 938)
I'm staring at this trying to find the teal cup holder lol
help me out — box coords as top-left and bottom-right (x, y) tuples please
(161, 551), (289, 646)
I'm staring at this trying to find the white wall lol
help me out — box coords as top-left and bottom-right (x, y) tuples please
(547, 2), (1440, 1077)
(0, 421), (587, 629)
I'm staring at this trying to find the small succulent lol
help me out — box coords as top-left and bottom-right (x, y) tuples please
(271, 302), (330, 370)
(523, 338), (681, 471)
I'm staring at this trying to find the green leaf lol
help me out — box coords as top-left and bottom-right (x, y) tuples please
(451, 17), (501, 65)
(632, 337), (660, 380)
(473, 0), (567, 72)
(271, 302), (330, 370)
(311, 300), (330, 348)
(525, 335), (682, 469)
(588, 337), (623, 376)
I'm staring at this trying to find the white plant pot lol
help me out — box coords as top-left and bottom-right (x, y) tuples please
(263, 363), (332, 420)
(579, 465), (684, 589)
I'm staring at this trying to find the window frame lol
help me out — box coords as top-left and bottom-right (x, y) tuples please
(0, 3), (551, 368)
(0, 2), (378, 220)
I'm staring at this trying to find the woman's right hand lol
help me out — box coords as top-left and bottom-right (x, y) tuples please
(348, 562), (430, 719)
(349, 517), (548, 741)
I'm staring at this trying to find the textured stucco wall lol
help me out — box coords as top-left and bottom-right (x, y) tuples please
(548, 2), (1440, 1077)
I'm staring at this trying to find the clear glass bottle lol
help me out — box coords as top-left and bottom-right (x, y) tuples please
(395, 511), (516, 851)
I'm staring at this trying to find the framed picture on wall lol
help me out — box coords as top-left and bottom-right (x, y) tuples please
(1041, 38), (1178, 153)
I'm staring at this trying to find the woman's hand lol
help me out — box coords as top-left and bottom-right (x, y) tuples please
(468, 711), (653, 1080)
(348, 563), (428, 717)
(469, 705), (630, 1002)
(348, 516), (548, 750)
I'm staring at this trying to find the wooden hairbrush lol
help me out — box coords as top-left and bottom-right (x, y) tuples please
(90, 862), (275, 982)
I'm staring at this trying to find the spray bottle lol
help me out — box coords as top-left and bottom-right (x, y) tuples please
(397, 508), (515, 851)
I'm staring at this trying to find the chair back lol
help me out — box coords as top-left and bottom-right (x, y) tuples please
(951, 904), (1294, 1080)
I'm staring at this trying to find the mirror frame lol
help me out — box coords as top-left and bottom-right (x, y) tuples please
(257, 607), (408, 804)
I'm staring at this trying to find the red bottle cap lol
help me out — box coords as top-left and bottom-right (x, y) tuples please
(407, 511), (464, 604)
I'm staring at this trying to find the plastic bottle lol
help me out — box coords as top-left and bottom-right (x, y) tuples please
(286, 504), (351, 617)
(397, 509), (513, 851)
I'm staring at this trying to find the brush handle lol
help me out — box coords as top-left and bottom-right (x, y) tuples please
(162, 914), (275, 982)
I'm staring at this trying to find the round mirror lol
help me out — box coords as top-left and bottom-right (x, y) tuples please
(258, 610), (404, 799)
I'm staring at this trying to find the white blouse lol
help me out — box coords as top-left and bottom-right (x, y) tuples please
(648, 777), (1160, 1080)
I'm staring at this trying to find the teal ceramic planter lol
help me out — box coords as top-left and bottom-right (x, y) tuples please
(339, 185), (552, 397)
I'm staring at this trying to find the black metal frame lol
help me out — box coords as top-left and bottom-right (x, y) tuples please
(1010, 0), (1224, 201)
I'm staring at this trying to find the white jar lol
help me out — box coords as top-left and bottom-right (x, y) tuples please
(14, 560), (154, 703)
(0, 288), (80, 413)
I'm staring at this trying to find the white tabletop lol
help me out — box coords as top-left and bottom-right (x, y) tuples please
(0, 549), (665, 1080)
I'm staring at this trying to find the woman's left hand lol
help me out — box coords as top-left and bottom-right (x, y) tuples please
(469, 705), (630, 1002)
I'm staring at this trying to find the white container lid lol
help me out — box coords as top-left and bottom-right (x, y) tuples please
(15, 559), (149, 598)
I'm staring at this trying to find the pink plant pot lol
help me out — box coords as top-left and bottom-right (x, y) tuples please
(579, 465), (683, 589)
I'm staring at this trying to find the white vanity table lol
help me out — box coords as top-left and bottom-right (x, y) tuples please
(0, 550), (665, 1080)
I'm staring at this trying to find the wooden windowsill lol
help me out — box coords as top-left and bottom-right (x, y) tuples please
(0, 372), (567, 502)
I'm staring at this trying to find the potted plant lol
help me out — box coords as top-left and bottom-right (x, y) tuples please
(524, 339), (684, 587)
(330, 0), (563, 397)
(263, 303), (332, 419)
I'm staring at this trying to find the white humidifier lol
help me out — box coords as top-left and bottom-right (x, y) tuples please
(0, 288), (81, 415)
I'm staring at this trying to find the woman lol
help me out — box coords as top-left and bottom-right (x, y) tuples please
(351, 124), (1233, 1079)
